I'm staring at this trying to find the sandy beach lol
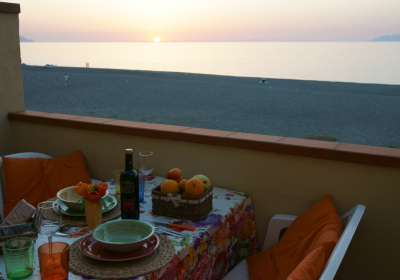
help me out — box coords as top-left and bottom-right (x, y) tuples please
(21, 64), (400, 148)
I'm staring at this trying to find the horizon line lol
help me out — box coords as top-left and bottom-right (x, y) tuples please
(20, 40), (390, 43)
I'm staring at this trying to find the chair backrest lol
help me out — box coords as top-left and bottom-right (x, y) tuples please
(0, 152), (52, 220)
(320, 204), (366, 280)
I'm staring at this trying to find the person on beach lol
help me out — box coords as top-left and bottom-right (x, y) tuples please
(64, 73), (69, 87)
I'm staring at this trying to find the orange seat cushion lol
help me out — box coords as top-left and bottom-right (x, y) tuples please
(247, 195), (342, 280)
(2, 150), (91, 216)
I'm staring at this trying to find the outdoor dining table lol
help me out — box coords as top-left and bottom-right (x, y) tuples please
(0, 175), (259, 280)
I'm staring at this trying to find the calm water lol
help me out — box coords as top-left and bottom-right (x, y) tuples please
(20, 42), (400, 85)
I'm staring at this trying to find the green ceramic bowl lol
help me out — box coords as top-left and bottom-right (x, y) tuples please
(92, 220), (154, 253)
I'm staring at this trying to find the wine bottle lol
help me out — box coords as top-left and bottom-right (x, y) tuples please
(120, 149), (140, 219)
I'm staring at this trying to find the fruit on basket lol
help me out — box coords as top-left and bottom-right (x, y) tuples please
(193, 174), (211, 190)
(185, 178), (205, 196)
(162, 169), (211, 196)
(167, 168), (183, 182)
(160, 180), (181, 194)
(178, 179), (187, 191)
(153, 169), (213, 220)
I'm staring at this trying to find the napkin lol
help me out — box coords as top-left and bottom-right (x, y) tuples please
(0, 199), (36, 227)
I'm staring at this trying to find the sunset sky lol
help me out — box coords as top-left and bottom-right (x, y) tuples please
(9, 0), (400, 42)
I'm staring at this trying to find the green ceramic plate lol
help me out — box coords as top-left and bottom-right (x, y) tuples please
(53, 195), (118, 217)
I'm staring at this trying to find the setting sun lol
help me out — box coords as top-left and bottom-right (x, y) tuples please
(154, 38), (160, 43)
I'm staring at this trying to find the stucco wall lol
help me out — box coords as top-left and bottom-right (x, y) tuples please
(9, 121), (400, 279)
(0, 10), (25, 156)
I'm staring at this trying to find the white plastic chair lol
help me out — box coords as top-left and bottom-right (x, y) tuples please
(0, 152), (101, 220)
(223, 204), (366, 280)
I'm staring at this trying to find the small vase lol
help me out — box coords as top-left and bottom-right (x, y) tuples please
(85, 200), (102, 230)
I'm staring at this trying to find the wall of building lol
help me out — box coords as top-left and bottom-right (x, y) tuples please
(8, 118), (400, 279)
(0, 3), (24, 157)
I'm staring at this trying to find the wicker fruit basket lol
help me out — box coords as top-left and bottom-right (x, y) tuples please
(152, 185), (213, 220)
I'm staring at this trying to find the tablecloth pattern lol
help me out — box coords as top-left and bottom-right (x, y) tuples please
(0, 175), (259, 280)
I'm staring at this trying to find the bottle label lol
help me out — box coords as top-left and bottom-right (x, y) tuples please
(122, 199), (135, 211)
(121, 181), (134, 193)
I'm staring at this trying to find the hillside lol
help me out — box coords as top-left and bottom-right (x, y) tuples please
(371, 34), (400, 42)
(19, 36), (33, 42)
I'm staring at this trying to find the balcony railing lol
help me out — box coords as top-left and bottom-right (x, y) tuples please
(5, 110), (400, 279)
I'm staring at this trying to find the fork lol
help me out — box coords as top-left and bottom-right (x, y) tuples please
(155, 227), (189, 238)
(145, 220), (189, 238)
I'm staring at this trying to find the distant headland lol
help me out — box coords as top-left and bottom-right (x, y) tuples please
(370, 34), (400, 42)
(19, 36), (33, 42)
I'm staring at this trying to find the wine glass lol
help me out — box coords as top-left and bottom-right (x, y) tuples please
(138, 151), (154, 197)
(35, 201), (62, 245)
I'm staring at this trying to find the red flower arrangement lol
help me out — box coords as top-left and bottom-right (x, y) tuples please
(73, 182), (109, 230)
(74, 182), (108, 208)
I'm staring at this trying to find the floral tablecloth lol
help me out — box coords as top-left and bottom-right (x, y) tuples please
(0, 175), (259, 280)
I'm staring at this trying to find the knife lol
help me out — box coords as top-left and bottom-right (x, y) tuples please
(151, 221), (196, 231)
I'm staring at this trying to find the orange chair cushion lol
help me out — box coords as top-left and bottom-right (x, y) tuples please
(2, 157), (45, 217)
(2, 150), (91, 216)
(41, 150), (91, 192)
(287, 247), (325, 280)
(247, 195), (342, 280)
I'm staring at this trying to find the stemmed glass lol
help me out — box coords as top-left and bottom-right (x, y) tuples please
(138, 151), (154, 195)
(35, 201), (62, 245)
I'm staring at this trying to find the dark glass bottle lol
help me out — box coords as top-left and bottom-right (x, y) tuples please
(120, 149), (140, 219)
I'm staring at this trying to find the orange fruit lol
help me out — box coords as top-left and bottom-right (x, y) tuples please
(160, 180), (180, 194)
(193, 174), (211, 190)
(178, 179), (187, 191)
(167, 168), (183, 182)
(185, 178), (205, 196)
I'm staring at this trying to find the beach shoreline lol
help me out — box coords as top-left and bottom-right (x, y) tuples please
(22, 65), (400, 148)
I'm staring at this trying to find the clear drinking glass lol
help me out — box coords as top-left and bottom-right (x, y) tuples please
(35, 201), (62, 244)
(113, 169), (124, 195)
(138, 151), (154, 198)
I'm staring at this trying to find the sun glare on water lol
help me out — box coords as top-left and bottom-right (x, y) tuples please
(154, 38), (160, 43)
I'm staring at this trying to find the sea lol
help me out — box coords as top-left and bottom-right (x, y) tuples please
(20, 42), (400, 85)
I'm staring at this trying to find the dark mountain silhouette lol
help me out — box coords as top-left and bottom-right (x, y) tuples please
(371, 34), (400, 42)
(19, 36), (33, 42)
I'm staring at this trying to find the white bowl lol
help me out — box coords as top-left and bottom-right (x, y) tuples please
(92, 220), (154, 253)
(57, 186), (109, 211)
